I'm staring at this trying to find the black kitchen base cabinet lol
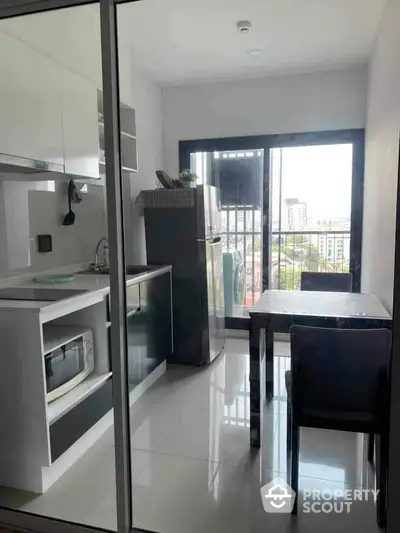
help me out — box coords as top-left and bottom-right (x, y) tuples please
(49, 378), (113, 462)
(126, 272), (173, 390)
(107, 270), (173, 390)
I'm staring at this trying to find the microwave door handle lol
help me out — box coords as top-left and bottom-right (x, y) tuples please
(84, 339), (93, 352)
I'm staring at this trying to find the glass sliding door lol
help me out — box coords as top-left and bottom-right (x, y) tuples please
(180, 130), (364, 319)
(182, 146), (265, 320)
(214, 151), (263, 311)
(270, 143), (354, 291)
(267, 130), (365, 293)
(0, 2), (133, 533)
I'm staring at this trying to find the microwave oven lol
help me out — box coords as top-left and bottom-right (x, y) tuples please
(44, 327), (95, 403)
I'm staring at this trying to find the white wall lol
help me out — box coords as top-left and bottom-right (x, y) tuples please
(0, 179), (106, 278)
(161, 66), (368, 177)
(360, 4), (400, 531)
(0, 5), (163, 273)
(125, 58), (163, 264)
(361, 0), (400, 313)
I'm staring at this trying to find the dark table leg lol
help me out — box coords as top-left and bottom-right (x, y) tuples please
(265, 319), (274, 402)
(249, 318), (262, 447)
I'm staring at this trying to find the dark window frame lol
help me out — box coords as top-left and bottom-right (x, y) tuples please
(180, 129), (365, 310)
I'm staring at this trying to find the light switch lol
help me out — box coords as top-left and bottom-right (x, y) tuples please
(37, 234), (52, 253)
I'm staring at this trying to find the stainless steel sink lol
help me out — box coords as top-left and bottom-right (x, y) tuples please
(78, 265), (159, 276)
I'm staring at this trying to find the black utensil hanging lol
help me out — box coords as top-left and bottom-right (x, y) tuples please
(62, 179), (79, 226)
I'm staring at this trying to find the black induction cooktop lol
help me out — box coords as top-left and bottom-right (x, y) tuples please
(0, 287), (89, 301)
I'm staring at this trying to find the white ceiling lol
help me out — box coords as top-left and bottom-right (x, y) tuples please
(116, 0), (385, 85)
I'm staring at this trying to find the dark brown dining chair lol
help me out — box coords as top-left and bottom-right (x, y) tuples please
(300, 271), (353, 292)
(300, 270), (376, 454)
(286, 325), (391, 527)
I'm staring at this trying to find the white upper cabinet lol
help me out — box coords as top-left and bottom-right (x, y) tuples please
(0, 29), (101, 179)
(0, 31), (64, 166)
(61, 71), (99, 179)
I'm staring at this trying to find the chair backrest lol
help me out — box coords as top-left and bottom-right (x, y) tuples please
(300, 272), (353, 292)
(290, 325), (392, 414)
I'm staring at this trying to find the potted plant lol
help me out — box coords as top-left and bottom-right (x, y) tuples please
(179, 169), (199, 188)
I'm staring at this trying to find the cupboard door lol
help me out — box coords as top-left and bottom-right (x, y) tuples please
(126, 283), (143, 390)
(61, 72), (99, 179)
(0, 31), (63, 165)
(140, 274), (173, 370)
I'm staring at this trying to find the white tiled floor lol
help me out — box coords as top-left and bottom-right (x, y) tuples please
(0, 337), (379, 532)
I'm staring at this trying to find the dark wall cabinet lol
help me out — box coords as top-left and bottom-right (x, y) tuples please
(125, 272), (172, 390)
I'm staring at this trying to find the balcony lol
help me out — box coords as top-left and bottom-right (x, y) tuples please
(221, 205), (262, 312)
(222, 208), (351, 315)
(271, 231), (351, 291)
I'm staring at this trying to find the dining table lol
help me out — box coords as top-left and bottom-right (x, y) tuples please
(248, 289), (392, 447)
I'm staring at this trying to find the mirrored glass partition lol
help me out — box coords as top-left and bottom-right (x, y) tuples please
(0, 3), (129, 532)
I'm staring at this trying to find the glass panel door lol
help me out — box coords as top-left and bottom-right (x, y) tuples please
(0, 3), (122, 531)
(270, 144), (354, 291)
(189, 149), (264, 318)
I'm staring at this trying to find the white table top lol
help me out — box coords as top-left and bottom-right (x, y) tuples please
(250, 290), (391, 320)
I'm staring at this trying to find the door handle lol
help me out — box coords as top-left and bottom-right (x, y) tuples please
(197, 237), (222, 245)
(126, 306), (141, 319)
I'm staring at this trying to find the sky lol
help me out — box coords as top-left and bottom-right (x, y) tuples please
(271, 144), (353, 227)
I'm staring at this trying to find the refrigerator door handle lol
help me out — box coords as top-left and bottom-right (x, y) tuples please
(197, 236), (222, 245)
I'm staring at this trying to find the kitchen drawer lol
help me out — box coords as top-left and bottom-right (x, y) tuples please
(49, 378), (113, 462)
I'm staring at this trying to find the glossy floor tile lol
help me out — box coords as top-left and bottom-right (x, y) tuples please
(0, 337), (380, 532)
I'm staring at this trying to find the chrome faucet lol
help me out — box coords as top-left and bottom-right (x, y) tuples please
(94, 237), (109, 272)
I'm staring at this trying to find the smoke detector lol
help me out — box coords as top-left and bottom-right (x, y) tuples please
(237, 20), (252, 34)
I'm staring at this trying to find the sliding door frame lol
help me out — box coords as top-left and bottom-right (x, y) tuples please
(180, 128), (365, 329)
(0, 2), (140, 533)
(180, 136), (272, 330)
(261, 129), (365, 293)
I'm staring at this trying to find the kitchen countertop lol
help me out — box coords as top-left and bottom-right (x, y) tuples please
(0, 265), (172, 318)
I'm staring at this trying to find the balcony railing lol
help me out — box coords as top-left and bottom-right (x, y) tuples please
(271, 231), (351, 291)
(221, 221), (351, 315)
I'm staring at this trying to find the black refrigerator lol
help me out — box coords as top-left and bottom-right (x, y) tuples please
(143, 185), (225, 364)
